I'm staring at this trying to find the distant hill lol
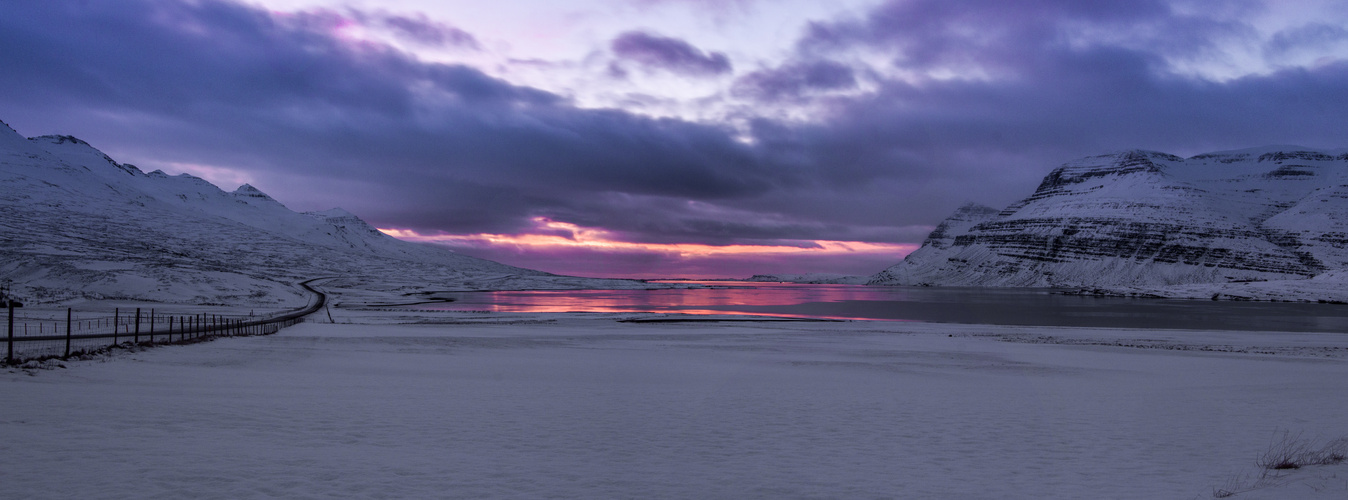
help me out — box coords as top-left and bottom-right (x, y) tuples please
(872, 148), (1348, 301)
(744, 273), (869, 284)
(0, 119), (640, 306)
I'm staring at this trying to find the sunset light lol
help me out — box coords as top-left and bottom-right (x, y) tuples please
(380, 217), (916, 278)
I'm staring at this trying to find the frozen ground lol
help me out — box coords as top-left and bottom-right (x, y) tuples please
(4, 309), (1348, 499)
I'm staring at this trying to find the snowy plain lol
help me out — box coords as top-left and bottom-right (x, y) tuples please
(5, 304), (1348, 499)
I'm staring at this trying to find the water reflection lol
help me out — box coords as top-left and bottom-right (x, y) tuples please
(407, 282), (1348, 332)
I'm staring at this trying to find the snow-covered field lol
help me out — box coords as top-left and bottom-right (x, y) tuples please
(5, 310), (1347, 499)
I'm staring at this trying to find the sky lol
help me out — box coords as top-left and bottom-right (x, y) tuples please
(3, 0), (1348, 278)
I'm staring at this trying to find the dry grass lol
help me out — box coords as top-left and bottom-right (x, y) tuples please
(1212, 432), (1347, 498)
(1256, 432), (1348, 471)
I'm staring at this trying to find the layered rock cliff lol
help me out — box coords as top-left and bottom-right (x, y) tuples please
(872, 147), (1348, 293)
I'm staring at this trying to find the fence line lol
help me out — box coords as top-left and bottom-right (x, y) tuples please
(3, 279), (327, 365)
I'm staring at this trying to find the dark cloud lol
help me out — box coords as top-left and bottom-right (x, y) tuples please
(348, 9), (481, 49)
(732, 60), (857, 101)
(2, 0), (1348, 277)
(611, 31), (732, 76)
(797, 0), (1249, 77)
(0, 0), (772, 235)
(1266, 23), (1348, 58)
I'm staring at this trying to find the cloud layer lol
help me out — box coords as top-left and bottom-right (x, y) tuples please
(611, 31), (733, 77)
(2, 0), (1347, 277)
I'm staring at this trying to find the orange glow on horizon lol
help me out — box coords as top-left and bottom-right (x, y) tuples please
(378, 217), (917, 260)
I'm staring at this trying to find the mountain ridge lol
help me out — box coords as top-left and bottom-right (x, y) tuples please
(872, 147), (1348, 301)
(0, 122), (644, 306)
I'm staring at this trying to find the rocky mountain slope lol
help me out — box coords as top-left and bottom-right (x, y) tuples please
(0, 119), (640, 307)
(872, 147), (1348, 300)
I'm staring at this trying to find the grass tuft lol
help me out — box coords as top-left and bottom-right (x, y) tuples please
(1256, 432), (1347, 471)
(1212, 431), (1348, 498)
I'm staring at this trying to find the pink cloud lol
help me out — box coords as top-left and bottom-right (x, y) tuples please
(381, 217), (914, 278)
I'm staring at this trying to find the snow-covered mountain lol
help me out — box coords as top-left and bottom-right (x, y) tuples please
(0, 119), (640, 307)
(872, 147), (1348, 299)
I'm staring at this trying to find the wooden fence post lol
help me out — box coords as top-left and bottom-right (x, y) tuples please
(113, 308), (119, 345)
(169, 316), (174, 343)
(134, 308), (141, 344)
(6, 302), (14, 364)
(65, 308), (71, 357)
(149, 309), (155, 343)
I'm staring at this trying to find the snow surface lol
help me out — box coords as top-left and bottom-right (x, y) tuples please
(4, 309), (1347, 499)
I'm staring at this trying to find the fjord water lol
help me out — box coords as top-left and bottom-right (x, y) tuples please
(413, 282), (1348, 333)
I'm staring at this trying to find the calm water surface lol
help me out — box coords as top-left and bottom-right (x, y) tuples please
(410, 281), (1348, 333)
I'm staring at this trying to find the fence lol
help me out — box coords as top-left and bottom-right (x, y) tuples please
(3, 279), (326, 365)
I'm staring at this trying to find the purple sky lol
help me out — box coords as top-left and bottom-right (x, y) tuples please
(3, 0), (1348, 278)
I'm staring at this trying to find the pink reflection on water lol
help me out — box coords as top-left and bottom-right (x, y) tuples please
(406, 281), (912, 321)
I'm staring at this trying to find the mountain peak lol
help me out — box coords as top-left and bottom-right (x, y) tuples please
(34, 134), (92, 147)
(307, 207), (358, 219)
(230, 183), (288, 209)
(1028, 150), (1172, 199)
(1117, 149), (1183, 161)
(0, 119), (22, 138)
(28, 134), (135, 175)
(0, 119), (31, 150)
(305, 208), (385, 236)
(952, 202), (1000, 216)
(233, 183), (271, 197)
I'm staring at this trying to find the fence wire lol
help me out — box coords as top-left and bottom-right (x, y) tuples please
(3, 279), (325, 364)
